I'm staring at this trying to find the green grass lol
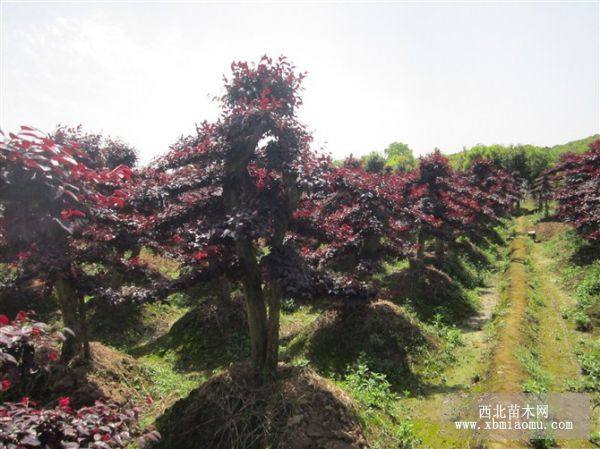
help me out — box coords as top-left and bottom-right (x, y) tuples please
(536, 220), (600, 399)
(335, 359), (423, 449)
(515, 247), (553, 394)
(541, 228), (600, 331)
(137, 354), (208, 426)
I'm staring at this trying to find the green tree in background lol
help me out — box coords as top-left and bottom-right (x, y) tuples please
(384, 142), (416, 172)
(448, 135), (599, 185)
(362, 151), (387, 173)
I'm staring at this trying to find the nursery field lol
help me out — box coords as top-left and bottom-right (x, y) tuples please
(1, 57), (598, 449)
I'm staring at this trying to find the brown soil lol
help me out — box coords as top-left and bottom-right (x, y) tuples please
(51, 342), (148, 407)
(155, 364), (368, 449)
(533, 221), (570, 241)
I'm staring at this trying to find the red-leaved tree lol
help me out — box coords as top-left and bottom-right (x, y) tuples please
(551, 140), (600, 242)
(0, 127), (136, 361)
(130, 56), (318, 378)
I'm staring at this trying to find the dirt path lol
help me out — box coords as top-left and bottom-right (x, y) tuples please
(485, 217), (528, 395)
(402, 215), (595, 448)
(484, 215), (594, 449)
(483, 217), (529, 449)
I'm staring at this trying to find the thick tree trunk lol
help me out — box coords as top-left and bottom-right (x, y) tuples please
(265, 284), (281, 376)
(55, 276), (89, 363)
(242, 279), (268, 375)
(236, 237), (270, 378)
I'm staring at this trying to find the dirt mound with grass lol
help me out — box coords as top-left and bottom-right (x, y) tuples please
(533, 221), (570, 241)
(385, 264), (478, 322)
(155, 364), (368, 449)
(51, 342), (148, 407)
(134, 296), (249, 371)
(285, 300), (440, 389)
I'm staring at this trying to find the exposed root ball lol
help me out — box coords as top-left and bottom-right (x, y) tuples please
(51, 342), (148, 407)
(155, 364), (368, 449)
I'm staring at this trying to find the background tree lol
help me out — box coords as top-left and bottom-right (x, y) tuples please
(384, 141), (416, 172)
(531, 169), (553, 217)
(294, 160), (411, 297)
(361, 151), (386, 173)
(400, 151), (465, 262)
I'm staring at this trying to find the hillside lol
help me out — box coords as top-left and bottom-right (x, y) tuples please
(447, 134), (599, 182)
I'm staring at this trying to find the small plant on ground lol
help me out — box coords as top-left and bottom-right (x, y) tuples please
(342, 357), (397, 411)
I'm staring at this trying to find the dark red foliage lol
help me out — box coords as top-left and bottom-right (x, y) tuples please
(0, 127), (147, 361)
(0, 312), (64, 397)
(295, 162), (411, 287)
(447, 157), (523, 242)
(466, 158), (521, 219)
(551, 140), (600, 242)
(52, 125), (138, 169)
(398, 151), (469, 256)
(0, 399), (158, 449)
(0, 126), (133, 272)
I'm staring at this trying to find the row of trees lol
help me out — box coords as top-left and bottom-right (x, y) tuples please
(0, 56), (528, 449)
(534, 140), (600, 243)
(1, 57), (524, 384)
(112, 57), (522, 379)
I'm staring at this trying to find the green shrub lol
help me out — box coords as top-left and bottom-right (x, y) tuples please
(342, 358), (397, 410)
(395, 421), (423, 449)
(281, 298), (298, 313)
(579, 352), (600, 392)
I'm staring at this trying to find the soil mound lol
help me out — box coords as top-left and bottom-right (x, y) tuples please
(385, 264), (478, 322)
(134, 296), (249, 371)
(155, 364), (368, 449)
(533, 221), (570, 241)
(51, 342), (148, 407)
(286, 300), (439, 388)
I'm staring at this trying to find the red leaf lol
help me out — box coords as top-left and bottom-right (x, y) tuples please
(61, 209), (86, 220)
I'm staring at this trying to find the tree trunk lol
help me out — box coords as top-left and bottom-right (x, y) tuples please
(434, 239), (445, 260)
(78, 295), (91, 359)
(55, 276), (88, 363)
(235, 237), (270, 378)
(265, 284), (281, 376)
(216, 276), (232, 305)
(416, 231), (426, 260)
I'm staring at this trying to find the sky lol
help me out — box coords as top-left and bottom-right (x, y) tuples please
(1, 1), (598, 164)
